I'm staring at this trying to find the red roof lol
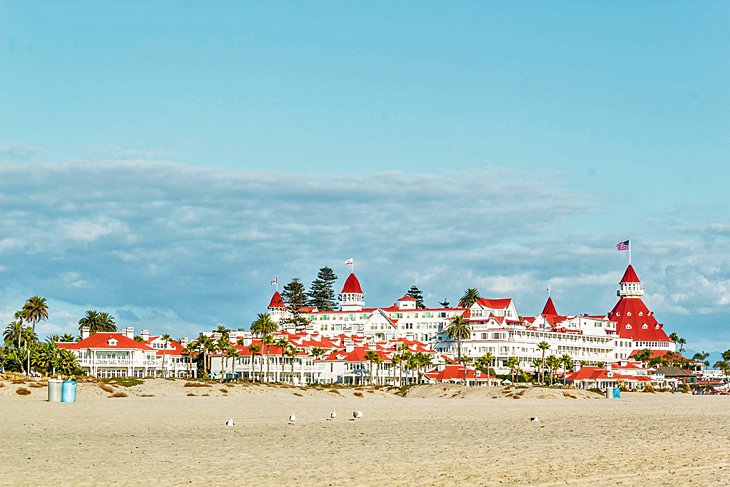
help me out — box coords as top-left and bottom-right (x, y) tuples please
(268, 291), (286, 309)
(541, 296), (558, 316)
(476, 298), (512, 310)
(424, 365), (496, 381)
(57, 332), (154, 351)
(564, 366), (650, 382)
(398, 295), (416, 301)
(341, 273), (364, 294)
(608, 296), (670, 342)
(620, 265), (641, 283)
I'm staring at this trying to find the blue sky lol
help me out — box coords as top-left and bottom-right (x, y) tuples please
(1, 2), (728, 359)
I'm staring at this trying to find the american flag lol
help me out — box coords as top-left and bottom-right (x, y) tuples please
(616, 240), (630, 251)
(344, 258), (353, 265)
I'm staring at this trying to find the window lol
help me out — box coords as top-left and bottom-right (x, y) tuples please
(625, 324), (632, 330)
(642, 324), (648, 329)
(627, 312), (631, 316)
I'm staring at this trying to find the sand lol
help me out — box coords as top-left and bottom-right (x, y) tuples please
(1, 378), (729, 486)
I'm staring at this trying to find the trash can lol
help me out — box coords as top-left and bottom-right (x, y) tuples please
(61, 380), (77, 403)
(605, 387), (614, 399)
(48, 379), (63, 402)
(613, 388), (621, 399)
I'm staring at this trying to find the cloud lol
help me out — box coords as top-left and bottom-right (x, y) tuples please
(0, 143), (44, 161)
(0, 159), (728, 347)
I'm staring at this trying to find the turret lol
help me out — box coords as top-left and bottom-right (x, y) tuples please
(617, 265), (644, 298)
(267, 291), (286, 320)
(340, 273), (364, 311)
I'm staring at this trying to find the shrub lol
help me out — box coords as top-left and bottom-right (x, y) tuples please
(293, 392), (303, 397)
(220, 388), (228, 393)
(108, 391), (128, 398)
(587, 388), (604, 396)
(16, 387), (31, 395)
(187, 392), (196, 396)
(98, 383), (116, 393)
(110, 377), (144, 387)
(29, 382), (45, 388)
(353, 391), (364, 398)
(644, 384), (656, 393)
(185, 382), (211, 388)
(563, 392), (577, 399)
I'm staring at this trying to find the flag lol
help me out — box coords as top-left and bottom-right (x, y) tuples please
(270, 277), (278, 286)
(344, 258), (353, 265)
(616, 240), (630, 251)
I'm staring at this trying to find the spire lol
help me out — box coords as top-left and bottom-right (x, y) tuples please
(340, 273), (364, 311)
(541, 296), (558, 316)
(617, 265), (644, 298)
(267, 291), (286, 309)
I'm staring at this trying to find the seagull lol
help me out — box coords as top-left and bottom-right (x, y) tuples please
(225, 418), (235, 426)
(330, 410), (337, 420)
(353, 410), (363, 419)
(289, 413), (296, 424)
(530, 416), (539, 422)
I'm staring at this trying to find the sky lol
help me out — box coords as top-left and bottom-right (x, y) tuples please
(1, 2), (729, 359)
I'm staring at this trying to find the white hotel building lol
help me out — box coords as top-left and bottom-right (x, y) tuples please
(265, 265), (674, 375)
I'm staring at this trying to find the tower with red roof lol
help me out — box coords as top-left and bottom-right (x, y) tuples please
(608, 265), (673, 350)
(340, 273), (364, 311)
(267, 290), (287, 320)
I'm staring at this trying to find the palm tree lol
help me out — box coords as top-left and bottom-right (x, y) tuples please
(459, 356), (472, 385)
(458, 288), (481, 308)
(215, 324), (230, 336)
(216, 335), (230, 380)
(537, 341), (550, 384)
(633, 348), (652, 365)
(391, 354), (401, 386)
(713, 360), (729, 376)
(248, 343), (261, 381)
(374, 355), (384, 385)
(418, 353), (433, 384)
(158, 333), (172, 378)
(446, 315), (471, 360)
(263, 334), (274, 383)
(225, 347), (240, 380)
(545, 355), (561, 385)
(78, 310), (100, 334)
(183, 341), (198, 378)
(286, 345), (299, 384)
(197, 335), (214, 377)
(310, 347), (325, 361)
(23, 296), (48, 375)
(60, 333), (75, 343)
(677, 337), (686, 355)
(506, 356), (519, 383)
(407, 352), (419, 385)
(365, 350), (379, 385)
(560, 354), (573, 378)
(275, 337), (290, 382)
(4, 321), (24, 349)
(97, 312), (116, 332)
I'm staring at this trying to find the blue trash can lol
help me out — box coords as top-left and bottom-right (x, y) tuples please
(613, 387), (621, 399)
(61, 380), (77, 403)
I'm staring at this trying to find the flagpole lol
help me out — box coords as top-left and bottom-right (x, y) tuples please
(629, 241), (632, 266)
(276, 275), (279, 292)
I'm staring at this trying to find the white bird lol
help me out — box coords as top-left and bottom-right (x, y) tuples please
(530, 416), (539, 422)
(225, 418), (235, 426)
(289, 413), (296, 423)
(330, 410), (337, 420)
(353, 410), (363, 419)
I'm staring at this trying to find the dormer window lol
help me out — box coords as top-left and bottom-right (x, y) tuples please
(616, 312), (621, 316)
(642, 324), (648, 329)
(638, 312), (643, 316)
(107, 338), (118, 346)
(627, 312), (631, 316)
(625, 324), (632, 329)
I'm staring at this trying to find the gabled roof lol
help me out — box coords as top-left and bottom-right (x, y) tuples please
(609, 297), (670, 342)
(620, 265), (641, 284)
(268, 291), (286, 309)
(424, 365), (496, 381)
(541, 296), (558, 316)
(57, 332), (155, 351)
(341, 273), (364, 294)
(476, 298), (512, 310)
(398, 295), (416, 301)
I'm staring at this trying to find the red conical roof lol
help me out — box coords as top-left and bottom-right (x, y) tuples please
(341, 273), (363, 294)
(620, 265), (641, 283)
(267, 291), (286, 309)
(541, 296), (558, 316)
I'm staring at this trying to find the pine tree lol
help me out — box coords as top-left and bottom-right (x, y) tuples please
(406, 285), (425, 309)
(281, 278), (310, 331)
(308, 267), (338, 310)
(439, 299), (450, 308)
(282, 278), (308, 311)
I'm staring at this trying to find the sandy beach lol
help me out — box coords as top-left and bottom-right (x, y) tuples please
(1, 378), (729, 486)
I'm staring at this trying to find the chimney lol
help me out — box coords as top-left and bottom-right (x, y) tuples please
(81, 325), (90, 340)
(126, 326), (135, 340)
(141, 329), (149, 342)
(606, 363), (612, 371)
(180, 337), (189, 347)
(573, 362), (582, 373)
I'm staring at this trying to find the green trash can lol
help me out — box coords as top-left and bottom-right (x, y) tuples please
(61, 380), (77, 403)
(48, 379), (63, 402)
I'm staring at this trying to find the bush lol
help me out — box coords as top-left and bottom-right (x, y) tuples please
(98, 383), (116, 393)
(587, 388), (604, 396)
(108, 391), (128, 398)
(353, 391), (364, 397)
(643, 384), (656, 393)
(185, 381), (211, 388)
(29, 382), (45, 388)
(110, 377), (144, 387)
(16, 387), (31, 395)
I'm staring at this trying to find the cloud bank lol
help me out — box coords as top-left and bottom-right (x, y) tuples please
(0, 160), (728, 350)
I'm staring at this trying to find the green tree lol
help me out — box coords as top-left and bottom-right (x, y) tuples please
(713, 360), (729, 376)
(439, 299), (450, 308)
(248, 343), (261, 381)
(59, 333), (75, 343)
(97, 312), (116, 332)
(406, 285), (425, 309)
(275, 336), (290, 382)
(23, 296), (48, 374)
(160, 333), (172, 378)
(4, 320), (24, 349)
(446, 315), (471, 360)
(310, 347), (325, 361)
(365, 350), (379, 385)
(263, 334), (274, 383)
(560, 354), (573, 377)
(506, 356), (519, 383)
(545, 355), (561, 385)
(633, 348), (653, 365)
(537, 341), (550, 383)
(308, 267), (338, 310)
(198, 335), (215, 377)
(281, 278), (310, 330)
(458, 288), (481, 308)
(459, 355), (472, 385)
(183, 341), (198, 378)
